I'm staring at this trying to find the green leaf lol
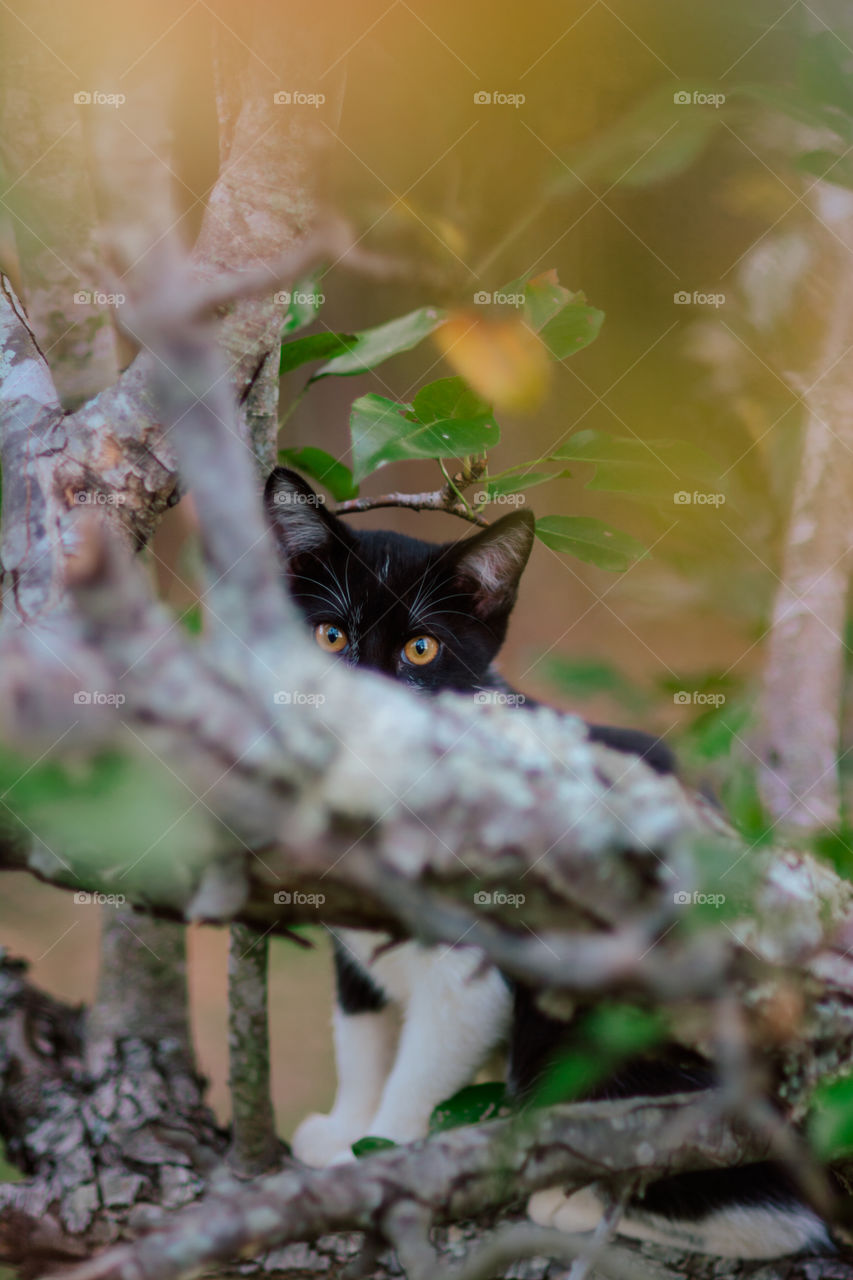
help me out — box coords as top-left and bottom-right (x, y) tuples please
(279, 332), (356, 375)
(810, 1072), (853, 1158)
(499, 271), (571, 331)
(795, 149), (853, 191)
(535, 516), (646, 571)
(551, 430), (716, 502)
(277, 447), (358, 501)
(282, 271), (326, 334)
(737, 84), (852, 142)
(549, 86), (720, 193)
(484, 469), (571, 499)
(350, 390), (499, 484)
(797, 31), (853, 120)
(812, 826), (853, 880)
(540, 304), (605, 360)
(543, 656), (652, 714)
(411, 377), (493, 434)
(313, 306), (447, 378)
(533, 1005), (664, 1108)
(720, 767), (772, 846)
(428, 1083), (506, 1133)
(351, 1136), (397, 1158)
(178, 602), (203, 636)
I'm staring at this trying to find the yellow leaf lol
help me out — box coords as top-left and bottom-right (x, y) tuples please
(433, 311), (551, 413)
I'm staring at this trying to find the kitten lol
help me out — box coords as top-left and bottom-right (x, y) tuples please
(265, 466), (830, 1257)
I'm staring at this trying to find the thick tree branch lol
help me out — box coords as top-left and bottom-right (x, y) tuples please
(44, 1091), (769, 1280)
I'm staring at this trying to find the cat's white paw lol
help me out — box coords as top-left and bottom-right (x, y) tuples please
(528, 1186), (605, 1234)
(291, 1113), (362, 1168)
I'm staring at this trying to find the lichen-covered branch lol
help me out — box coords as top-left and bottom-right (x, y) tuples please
(45, 1090), (770, 1280)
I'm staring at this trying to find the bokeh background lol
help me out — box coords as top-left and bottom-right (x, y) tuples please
(0, 0), (832, 1139)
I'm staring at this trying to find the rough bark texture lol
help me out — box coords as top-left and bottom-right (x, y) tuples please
(756, 191), (853, 830)
(228, 926), (282, 1177)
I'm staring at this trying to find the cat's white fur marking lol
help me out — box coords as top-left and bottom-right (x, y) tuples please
(527, 1186), (830, 1259)
(291, 1006), (397, 1167)
(292, 930), (511, 1166)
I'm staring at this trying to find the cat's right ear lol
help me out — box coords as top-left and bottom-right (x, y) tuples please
(264, 468), (346, 565)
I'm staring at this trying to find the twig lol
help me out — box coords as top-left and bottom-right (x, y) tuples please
(565, 1186), (631, 1280)
(335, 488), (489, 526)
(335, 459), (491, 527)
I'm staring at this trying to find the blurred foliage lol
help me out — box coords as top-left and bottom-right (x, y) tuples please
(810, 1072), (853, 1159)
(528, 1004), (665, 1109)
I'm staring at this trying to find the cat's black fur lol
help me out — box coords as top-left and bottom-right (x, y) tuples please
(265, 466), (830, 1255)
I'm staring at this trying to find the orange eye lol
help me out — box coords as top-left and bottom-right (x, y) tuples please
(315, 622), (348, 653)
(403, 635), (440, 666)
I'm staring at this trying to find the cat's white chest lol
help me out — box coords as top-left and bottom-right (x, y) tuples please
(335, 928), (438, 1002)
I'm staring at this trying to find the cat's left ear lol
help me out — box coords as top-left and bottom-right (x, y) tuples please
(264, 467), (349, 565)
(449, 511), (535, 621)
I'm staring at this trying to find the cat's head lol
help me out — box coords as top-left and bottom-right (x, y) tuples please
(265, 467), (535, 694)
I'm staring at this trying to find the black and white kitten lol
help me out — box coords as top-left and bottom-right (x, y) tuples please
(265, 467), (830, 1259)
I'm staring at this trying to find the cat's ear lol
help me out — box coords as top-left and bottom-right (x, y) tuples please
(264, 468), (347, 563)
(449, 511), (535, 620)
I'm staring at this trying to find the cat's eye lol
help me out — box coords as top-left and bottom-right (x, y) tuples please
(315, 622), (348, 653)
(403, 635), (440, 666)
